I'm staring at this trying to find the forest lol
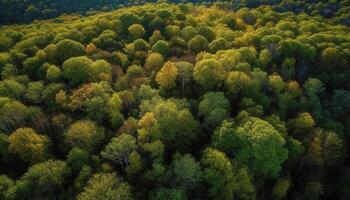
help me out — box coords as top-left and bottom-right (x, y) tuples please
(0, 0), (350, 199)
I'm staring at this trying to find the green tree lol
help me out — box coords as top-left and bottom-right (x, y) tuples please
(172, 154), (202, 192)
(288, 112), (315, 131)
(128, 24), (146, 38)
(64, 120), (105, 152)
(0, 36), (13, 52)
(154, 102), (199, 151)
(92, 30), (119, 50)
(101, 134), (137, 172)
(233, 167), (256, 200)
(197, 26), (216, 42)
(0, 175), (13, 199)
(331, 90), (350, 119)
(152, 40), (170, 57)
(56, 39), (85, 63)
(78, 173), (133, 200)
(193, 58), (225, 91)
(0, 80), (25, 100)
(209, 38), (230, 53)
(8, 160), (70, 199)
(212, 117), (288, 177)
(150, 188), (185, 200)
(201, 147), (235, 200)
(107, 93), (125, 129)
(181, 26), (196, 41)
(189, 35), (208, 53)
(62, 56), (94, 86)
(175, 61), (194, 97)
(46, 65), (61, 82)
(67, 147), (89, 173)
(0, 98), (28, 134)
(225, 71), (251, 96)
(25, 81), (44, 104)
(199, 92), (230, 117)
(304, 78), (324, 122)
(1, 64), (17, 79)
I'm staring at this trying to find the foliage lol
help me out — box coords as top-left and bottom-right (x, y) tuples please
(0, 1), (349, 199)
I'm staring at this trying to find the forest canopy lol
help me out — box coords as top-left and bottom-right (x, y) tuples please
(0, 0), (350, 200)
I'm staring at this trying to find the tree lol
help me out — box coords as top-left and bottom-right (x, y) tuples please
(331, 90), (350, 119)
(199, 92), (230, 117)
(0, 98), (28, 134)
(181, 26), (196, 41)
(154, 102), (199, 151)
(67, 147), (89, 173)
(91, 59), (112, 82)
(56, 39), (85, 63)
(101, 134), (137, 172)
(201, 148), (235, 200)
(62, 56), (94, 86)
(150, 188), (185, 200)
(320, 47), (344, 70)
(145, 53), (164, 72)
(189, 35), (208, 53)
(209, 38), (230, 53)
(0, 79), (25, 100)
(0, 36), (13, 52)
(46, 65), (61, 82)
(304, 78), (324, 122)
(92, 30), (119, 50)
(149, 30), (164, 45)
(8, 160), (70, 199)
(193, 58), (225, 91)
(78, 173), (133, 200)
(288, 112), (315, 130)
(64, 120), (105, 152)
(175, 61), (194, 97)
(225, 71), (251, 96)
(8, 128), (50, 163)
(25, 81), (44, 104)
(107, 93), (124, 129)
(172, 154), (202, 192)
(156, 61), (178, 90)
(131, 38), (150, 53)
(165, 25), (181, 39)
(272, 179), (291, 200)
(126, 151), (143, 179)
(212, 117), (288, 177)
(152, 40), (170, 57)
(0, 175), (13, 199)
(323, 131), (345, 168)
(22, 50), (46, 78)
(1, 64), (17, 79)
(128, 24), (146, 38)
(197, 26), (216, 42)
(120, 13), (141, 31)
(198, 92), (230, 132)
(268, 74), (285, 93)
(233, 167), (256, 200)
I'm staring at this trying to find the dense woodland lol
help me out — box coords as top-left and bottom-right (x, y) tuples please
(0, 1), (350, 200)
(1, 0), (350, 25)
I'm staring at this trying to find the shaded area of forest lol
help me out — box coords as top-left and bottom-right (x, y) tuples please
(0, 0), (349, 25)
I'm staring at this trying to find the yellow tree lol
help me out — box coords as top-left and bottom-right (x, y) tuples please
(8, 128), (50, 163)
(156, 61), (178, 90)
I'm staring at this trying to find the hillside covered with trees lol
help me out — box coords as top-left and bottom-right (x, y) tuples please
(0, 1), (350, 200)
